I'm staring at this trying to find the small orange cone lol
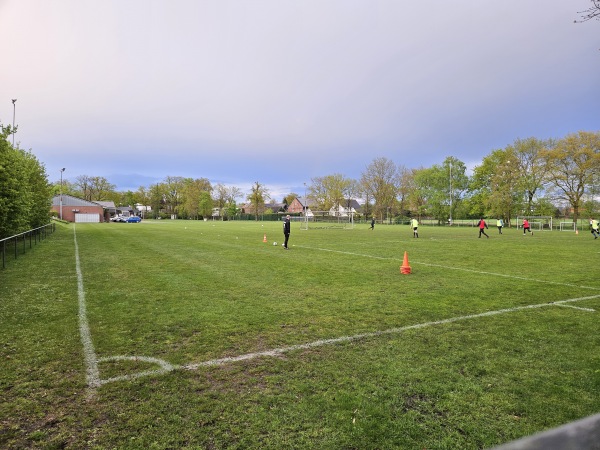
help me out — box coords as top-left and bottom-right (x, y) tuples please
(263, 233), (267, 242)
(400, 251), (411, 274)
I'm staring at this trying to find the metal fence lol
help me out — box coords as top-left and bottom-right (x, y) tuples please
(0, 222), (56, 269)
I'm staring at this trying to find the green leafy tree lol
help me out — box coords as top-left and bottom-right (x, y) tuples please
(541, 131), (600, 222)
(470, 148), (522, 223)
(0, 123), (50, 237)
(198, 191), (214, 218)
(180, 178), (212, 219)
(413, 157), (468, 223)
(0, 133), (29, 236)
(309, 174), (353, 213)
(117, 190), (138, 208)
(22, 151), (51, 228)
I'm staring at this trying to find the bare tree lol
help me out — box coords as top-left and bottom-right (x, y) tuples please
(246, 181), (270, 220)
(360, 157), (399, 222)
(75, 175), (93, 201)
(575, 0), (600, 22)
(74, 175), (115, 201)
(162, 176), (185, 216)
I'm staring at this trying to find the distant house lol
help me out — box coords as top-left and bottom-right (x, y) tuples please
(288, 197), (316, 216)
(51, 195), (107, 222)
(96, 201), (116, 218)
(115, 206), (135, 218)
(135, 204), (152, 218)
(329, 199), (362, 217)
(264, 202), (286, 214)
(241, 202), (286, 215)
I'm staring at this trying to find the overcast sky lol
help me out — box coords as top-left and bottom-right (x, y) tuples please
(1, 0), (598, 201)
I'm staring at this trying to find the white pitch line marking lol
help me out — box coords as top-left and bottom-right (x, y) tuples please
(74, 232), (599, 388)
(179, 294), (600, 372)
(96, 355), (175, 386)
(74, 226), (101, 389)
(295, 245), (600, 291)
(554, 304), (596, 312)
(86, 295), (600, 386)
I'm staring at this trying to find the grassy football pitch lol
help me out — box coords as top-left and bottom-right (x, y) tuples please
(1, 219), (599, 449)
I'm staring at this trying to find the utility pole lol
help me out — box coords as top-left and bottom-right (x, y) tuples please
(11, 99), (17, 147)
(60, 168), (66, 220)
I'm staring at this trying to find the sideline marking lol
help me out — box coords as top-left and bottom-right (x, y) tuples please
(295, 245), (600, 291)
(74, 226), (101, 388)
(74, 226), (173, 389)
(74, 230), (598, 387)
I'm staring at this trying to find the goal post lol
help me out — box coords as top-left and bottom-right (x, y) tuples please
(300, 211), (355, 230)
(516, 216), (553, 231)
(559, 221), (576, 232)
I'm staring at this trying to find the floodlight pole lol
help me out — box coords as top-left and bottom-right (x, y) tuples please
(11, 99), (16, 147)
(60, 168), (65, 220)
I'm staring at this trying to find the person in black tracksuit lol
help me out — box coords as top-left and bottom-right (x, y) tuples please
(283, 215), (291, 249)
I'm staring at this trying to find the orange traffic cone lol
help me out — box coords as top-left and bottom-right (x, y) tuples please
(263, 233), (267, 242)
(400, 251), (411, 274)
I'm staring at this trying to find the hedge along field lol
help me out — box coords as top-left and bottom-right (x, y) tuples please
(1, 219), (599, 449)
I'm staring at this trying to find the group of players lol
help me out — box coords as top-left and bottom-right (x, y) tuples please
(384, 217), (600, 239)
(475, 218), (534, 238)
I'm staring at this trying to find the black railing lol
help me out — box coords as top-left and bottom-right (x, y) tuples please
(0, 222), (56, 269)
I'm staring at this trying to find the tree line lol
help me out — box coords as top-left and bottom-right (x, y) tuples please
(297, 132), (600, 226)
(2, 120), (599, 237)
(0, 124), (51, 238)
(53, 131), (599, 225)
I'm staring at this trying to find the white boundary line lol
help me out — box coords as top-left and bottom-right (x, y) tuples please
(74, 226), (101, 388)
(181, 294), (599, 371)
(295, 245), (600, 292)
(74, 230), (598, 388)
(554, 304), (596, 312)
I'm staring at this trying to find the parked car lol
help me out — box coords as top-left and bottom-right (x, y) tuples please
(126, 216), (142, 223)
(110, 215), (126, 222)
